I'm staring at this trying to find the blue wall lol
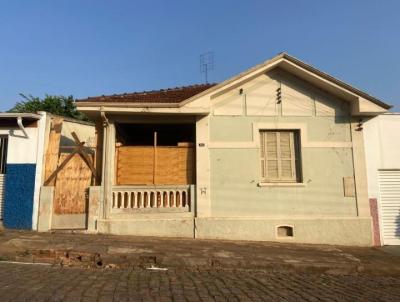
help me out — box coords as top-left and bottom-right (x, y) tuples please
(3, 164), (36, 229)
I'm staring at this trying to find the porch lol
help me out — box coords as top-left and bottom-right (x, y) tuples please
(98, 117), (199, 229)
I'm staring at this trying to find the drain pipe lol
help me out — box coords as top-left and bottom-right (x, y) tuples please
(101, 111), (109, 127)
(17, 116), (29, 138)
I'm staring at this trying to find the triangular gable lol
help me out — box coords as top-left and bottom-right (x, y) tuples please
(181, 53), (391, 116)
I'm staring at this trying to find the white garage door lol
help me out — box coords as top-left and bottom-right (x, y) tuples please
(378, 170), (400, 245)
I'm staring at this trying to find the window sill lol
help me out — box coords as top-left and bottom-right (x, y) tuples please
(258, 182), (306, 187)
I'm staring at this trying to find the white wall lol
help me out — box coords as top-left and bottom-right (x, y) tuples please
(0, 127), (39, 164)
(364, 114), (400, 198)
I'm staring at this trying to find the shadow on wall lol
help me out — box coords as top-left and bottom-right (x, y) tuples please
(8, 129), (28, 139)
(267, 68), (351, 125)
(59, 135), (95, 156)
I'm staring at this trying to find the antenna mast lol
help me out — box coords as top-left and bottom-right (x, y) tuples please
(200, 52), (214, 83)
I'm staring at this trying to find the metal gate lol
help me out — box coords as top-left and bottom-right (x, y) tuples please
(378, 170), (400, 245)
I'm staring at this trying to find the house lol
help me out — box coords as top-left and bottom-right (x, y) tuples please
(74, 53), (391, 246)
(364, 113), (400, 245)
(0, 112), (45, 229)
(0, 112), (96, 230)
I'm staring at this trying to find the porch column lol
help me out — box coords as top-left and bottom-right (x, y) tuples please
(101, 120), (115, 219)
(195, 115), (211, 217)
(94, 120), (104, 185)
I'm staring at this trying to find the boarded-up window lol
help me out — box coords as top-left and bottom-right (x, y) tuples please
(260, 130), (301, 182)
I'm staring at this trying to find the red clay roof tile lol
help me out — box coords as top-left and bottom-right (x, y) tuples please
(77, 83), (216, 104)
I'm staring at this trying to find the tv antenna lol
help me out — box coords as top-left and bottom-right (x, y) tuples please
(200, 52), (214, 83)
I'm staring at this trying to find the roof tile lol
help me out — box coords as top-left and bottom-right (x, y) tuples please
(77, 83), (216, 104)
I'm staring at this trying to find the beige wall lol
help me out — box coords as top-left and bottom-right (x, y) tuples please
(195, 217), (372, 246)
(208, 69), (359, 218)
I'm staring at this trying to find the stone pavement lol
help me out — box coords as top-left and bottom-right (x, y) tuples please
(0, 230), (399, 276)
(0, 262), (399, 301)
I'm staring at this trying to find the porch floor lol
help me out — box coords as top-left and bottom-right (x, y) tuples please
(0, 230), (399, 275)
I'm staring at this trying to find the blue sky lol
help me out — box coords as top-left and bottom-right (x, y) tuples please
(0, 0), (399, 111)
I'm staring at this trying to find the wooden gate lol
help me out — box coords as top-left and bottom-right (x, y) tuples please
(51, 153), (93, 229)
(44, 117), (97, 230)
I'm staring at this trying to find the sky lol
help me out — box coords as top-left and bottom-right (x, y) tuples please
(0, 0), (399, 111)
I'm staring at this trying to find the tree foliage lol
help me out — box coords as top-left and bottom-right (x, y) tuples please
(8, 94), (87, 120)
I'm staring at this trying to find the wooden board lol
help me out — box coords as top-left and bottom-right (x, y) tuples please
(53, 153), (92, 214)
(44, 118), (63, 186)
(116, 146), (195, 185)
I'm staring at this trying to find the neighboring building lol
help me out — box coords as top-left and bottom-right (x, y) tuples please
(72, 53), (391, 246)
(364, 113), (400, 245)
(0, 112), (96, 230)
(0, 113), (45, 229)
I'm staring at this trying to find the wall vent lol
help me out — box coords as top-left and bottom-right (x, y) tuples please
(277, 225), (294, 238)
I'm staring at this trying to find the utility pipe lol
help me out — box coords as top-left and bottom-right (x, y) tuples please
(17, 116), (29, 138)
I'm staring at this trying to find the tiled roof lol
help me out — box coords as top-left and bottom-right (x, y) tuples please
(77, 83), (216, 104)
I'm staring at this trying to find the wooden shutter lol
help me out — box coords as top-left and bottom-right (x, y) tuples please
(260, 132), (266, 180)
(260, 131), (298, 182)
(266, 132), (279, 180)
(279, 132), (296, 181)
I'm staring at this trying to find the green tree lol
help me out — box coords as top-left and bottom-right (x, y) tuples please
(8, 94), (88, 120)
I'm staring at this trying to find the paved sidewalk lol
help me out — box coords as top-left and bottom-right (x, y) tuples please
(0, 230), (399, 276)
(0, 262), (399, 301)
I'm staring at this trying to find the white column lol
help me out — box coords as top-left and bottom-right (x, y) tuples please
(103, 121), (115, 218)
(32, 112), (49, 230)
(196, 115), (211, 217)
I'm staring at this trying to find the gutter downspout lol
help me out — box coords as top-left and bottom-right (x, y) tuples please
(17, 116), (29, 138)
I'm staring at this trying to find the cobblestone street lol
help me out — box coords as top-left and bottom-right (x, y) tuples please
(0, 262), (399, 302)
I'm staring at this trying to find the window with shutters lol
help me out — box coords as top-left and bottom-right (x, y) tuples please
(259, 130), (301, 183)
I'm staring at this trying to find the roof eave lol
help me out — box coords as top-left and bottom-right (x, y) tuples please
(75, 102), (181, 108)
(0, 112), (42, 119)
(280, 53), (392, 110)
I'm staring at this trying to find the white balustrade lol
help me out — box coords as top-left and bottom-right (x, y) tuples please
(111, 185), (192, 212)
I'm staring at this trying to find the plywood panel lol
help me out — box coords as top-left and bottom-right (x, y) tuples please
(156, 147), (195, 185)
(53, 153), (92, 214)
(117, 147), (154, 185)
(116, 146), (195, 185)
(44, 118), (63, 186)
